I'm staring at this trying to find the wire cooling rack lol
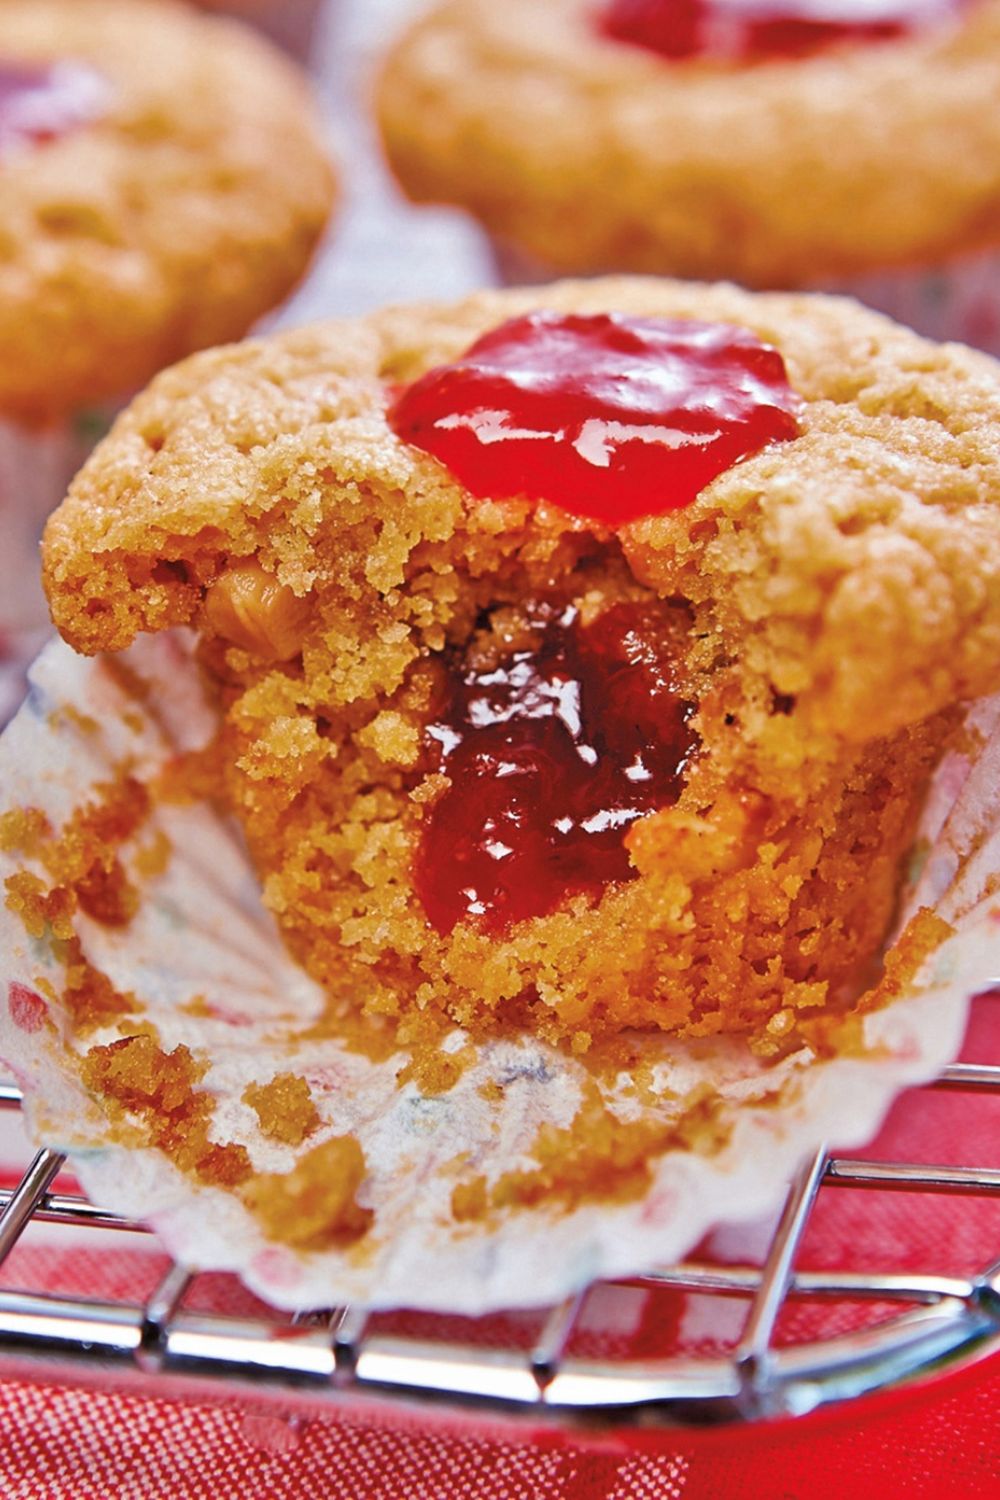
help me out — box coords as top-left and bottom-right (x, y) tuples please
(0, 1060), (998, 1433)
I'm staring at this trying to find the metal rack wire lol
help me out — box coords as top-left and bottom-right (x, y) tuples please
(0, 1063), (997, 1431)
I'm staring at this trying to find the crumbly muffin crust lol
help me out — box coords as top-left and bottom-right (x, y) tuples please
(41, 278), (1000, 1048)
(0, 0), (335, 423)
(377, 0), (1000, 286)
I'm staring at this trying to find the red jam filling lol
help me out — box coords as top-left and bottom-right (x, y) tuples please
(389, 312), (799, 527)
(0, 60), (108, 156)
(599, 0), (964, 62)
(415, 601), (697, 935)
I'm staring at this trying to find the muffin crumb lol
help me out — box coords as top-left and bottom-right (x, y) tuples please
(244, 1072), (320, 1145)
(83, 1033), (251, 1186)
(243, 1137), (372, 1249)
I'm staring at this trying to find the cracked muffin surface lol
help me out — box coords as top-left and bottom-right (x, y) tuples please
(42, 277), (1000, 1052)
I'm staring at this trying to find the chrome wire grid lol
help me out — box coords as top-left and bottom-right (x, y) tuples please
(0, 1064), (998, 1431)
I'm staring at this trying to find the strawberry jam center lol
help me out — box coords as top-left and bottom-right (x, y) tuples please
(415, 600), (697, 934)
(0, 60), (108, 156)
(389, 312), (799, 526)
(599, 0), (964, 62)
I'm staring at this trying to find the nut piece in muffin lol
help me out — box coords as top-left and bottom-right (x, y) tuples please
(41, 278), (1000, 1054)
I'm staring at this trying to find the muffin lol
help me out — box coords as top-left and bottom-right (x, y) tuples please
(189, 0), (325, 64)
(41, 277), (1000, 1057)
(0, 0), (336, 647)
(377, 0), (1000, 349)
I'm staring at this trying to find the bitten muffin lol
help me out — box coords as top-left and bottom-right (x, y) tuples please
(376, 0), (1000, 336)
(0, 0), (335, 424)
(41, 278), (1000, 1055)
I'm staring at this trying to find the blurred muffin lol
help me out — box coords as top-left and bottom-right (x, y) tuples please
(377, 0), (1000, 349)
(42, 276), (1000, 1056)
(0, 0), (336, 646)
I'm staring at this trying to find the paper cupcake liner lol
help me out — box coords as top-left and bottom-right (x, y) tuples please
(0, 408), (117, 728)
(0, 632), (997, 1315)
(0, 632), (48, 736)
(0, 414), (96, 641)
(191, 0), (326, 64)
(815, 248), (1000, 360)
(489, 242), (1000, 358)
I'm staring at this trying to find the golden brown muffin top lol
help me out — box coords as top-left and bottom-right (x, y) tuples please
(0, 0), (335, 423)
(377, 0), (1000, 286)
(42, 277), (1000, 769)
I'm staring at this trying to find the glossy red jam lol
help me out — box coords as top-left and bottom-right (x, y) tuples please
(389, 312), (799, 526)
(415, 601), (697, 934)
(599, 0), (963, 62)
(0, 60), (108, 156)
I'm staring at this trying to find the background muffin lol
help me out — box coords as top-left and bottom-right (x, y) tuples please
(377, 0), (1000, 349)
(0, 0), (336, 645)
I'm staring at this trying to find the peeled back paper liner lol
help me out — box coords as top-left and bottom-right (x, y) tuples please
(0, 632), (997, 1316)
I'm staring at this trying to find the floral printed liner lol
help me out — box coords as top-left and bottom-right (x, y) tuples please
(0, 633), (996, 1315)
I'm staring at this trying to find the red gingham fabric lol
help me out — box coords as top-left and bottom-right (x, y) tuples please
(0, 998), (998, 1498)
(0, 1351), (997, 1498)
